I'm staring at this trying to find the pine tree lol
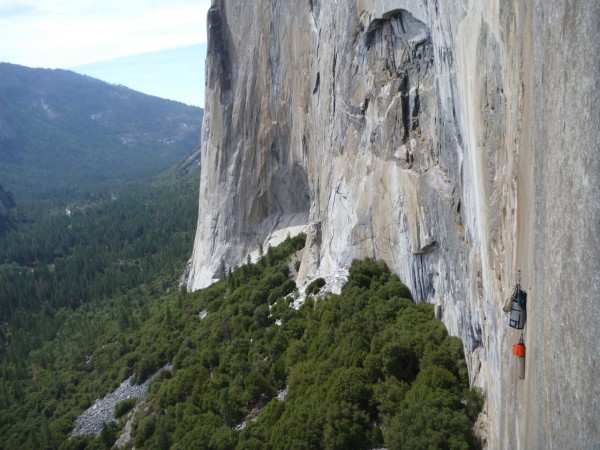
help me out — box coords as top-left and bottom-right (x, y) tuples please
(156, 421), (171, 450)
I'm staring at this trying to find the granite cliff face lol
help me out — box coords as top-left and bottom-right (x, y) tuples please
(188, 1), (600, 447)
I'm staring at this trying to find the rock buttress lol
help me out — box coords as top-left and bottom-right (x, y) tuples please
(189, 1), (600, 447)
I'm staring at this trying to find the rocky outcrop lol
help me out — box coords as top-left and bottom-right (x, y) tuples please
(188, 1), (600, 447)
(71, 376), (149, 437)
(71, 365), (172, 437)
(177, 147), (201, 177)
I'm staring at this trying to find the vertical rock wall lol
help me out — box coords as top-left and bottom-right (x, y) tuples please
(188, 0), (600, 447)
(521, 2), (600, 448)
(187, 1), (313, 287)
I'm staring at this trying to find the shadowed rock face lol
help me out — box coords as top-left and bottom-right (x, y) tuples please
(207, 6), (232, 101)
(188, 1), (600, 447)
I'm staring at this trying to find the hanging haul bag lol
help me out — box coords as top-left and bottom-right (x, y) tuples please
(505, 270), (527, 329)
(512, 341), (526, 357)
(512, 334), (526, 380)
(508, 286), (527, 329)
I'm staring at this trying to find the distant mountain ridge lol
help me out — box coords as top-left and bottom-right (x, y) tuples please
(0, 62), (203, 202)
(72, 44), (207, 108)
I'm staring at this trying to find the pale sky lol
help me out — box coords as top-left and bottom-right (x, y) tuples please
(0, 0), (212, 69)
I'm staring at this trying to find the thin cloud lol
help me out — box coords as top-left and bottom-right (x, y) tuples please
(0, 0), (210, 68)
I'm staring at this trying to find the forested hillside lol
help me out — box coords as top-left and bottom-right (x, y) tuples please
(0, 184), (15, 233)
(137, 255), (483, 449)
(0, 188), (482, 449)
(0, 160), (199, 348)
(0, 62), (202, 204)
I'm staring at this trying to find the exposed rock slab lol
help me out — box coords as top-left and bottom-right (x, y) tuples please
(71, 376), (149, 437)
(71, 365), (172, 437)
